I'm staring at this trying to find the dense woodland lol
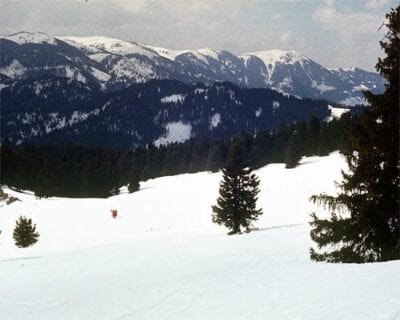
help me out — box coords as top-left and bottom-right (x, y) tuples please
(1, 114), (353, 198)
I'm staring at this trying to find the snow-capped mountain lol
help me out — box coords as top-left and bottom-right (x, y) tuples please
(0, 32), (385, 105)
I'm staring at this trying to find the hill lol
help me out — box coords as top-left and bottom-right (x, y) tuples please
(0, 152), (399, 319)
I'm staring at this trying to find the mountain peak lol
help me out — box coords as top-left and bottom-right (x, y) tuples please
(56, 35), (156, 57)
(5, 31), (56, 45)
(241, 49), (309, 66)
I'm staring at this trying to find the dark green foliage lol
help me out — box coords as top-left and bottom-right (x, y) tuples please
(128, 179), (140, 193)
(304, 116), (320, 156)
(310, 6), (400, 263)
(1, 112), (352, 198)
(285, 130), (303, 168)
(13, 216), (40, 248)
(212, 139), (263, 234)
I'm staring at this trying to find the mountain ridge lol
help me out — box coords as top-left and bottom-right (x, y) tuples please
(1, 31), (385, 105)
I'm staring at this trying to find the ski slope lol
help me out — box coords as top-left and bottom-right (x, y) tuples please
(0, 152), (399, 320)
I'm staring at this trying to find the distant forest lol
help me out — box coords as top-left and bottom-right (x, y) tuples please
(1, 114), (353, 198)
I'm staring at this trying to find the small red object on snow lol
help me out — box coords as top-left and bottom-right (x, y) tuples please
(111, 209), (118, 219)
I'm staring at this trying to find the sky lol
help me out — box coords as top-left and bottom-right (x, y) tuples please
(1, 0), (397, 71)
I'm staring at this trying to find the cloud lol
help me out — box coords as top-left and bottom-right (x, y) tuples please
(311, 0), (386, 70)
(312, 1), (384, 42)
(0, 0), (389, 70)
(365, 0), (389, 9)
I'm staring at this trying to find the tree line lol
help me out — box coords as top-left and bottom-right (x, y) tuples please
(1, 114), (353, 198)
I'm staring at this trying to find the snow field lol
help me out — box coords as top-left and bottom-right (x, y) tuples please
(0, 152), (399, 320)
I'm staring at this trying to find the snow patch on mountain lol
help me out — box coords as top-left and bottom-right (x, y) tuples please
(110, 58), (155, 82)
(0, 59), (26, 79)
(311, 80), (335, 93)
(339, 96), (366, 106)
(272, 101), (280, 111)
(88, 53), (110, 63)
(90, 67), (111, 82)
(59, 36), (155, 58)
(140, 44), (189, 60)
(197, 48), (220, 61)
(161, 94), (186, 104)
(328, 105), (350, 121)
(5, 31), (56, 45)
(352, 84), (369, 92)
(242, 50), (306, 66)
(64, 66), (87, 83)
(154, 121), (192, 146)
(210, 113), (221, 129)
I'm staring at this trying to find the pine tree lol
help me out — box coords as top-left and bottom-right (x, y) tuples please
(128, 174), (140, 193)
(304, 116), (321, 156)
(212, 138), (263, 234)
(285, 130), (303, 168)
(13, 216), (40, 248)
(309, 6), (400, 263)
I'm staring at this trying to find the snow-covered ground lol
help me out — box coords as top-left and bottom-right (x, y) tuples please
(0, 152), (399, 320)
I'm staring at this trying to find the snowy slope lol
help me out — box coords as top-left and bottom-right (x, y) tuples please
(1, 32), (385, 104)
(4, 31), (57, 45)
(58, 36), (156, 58)
(0, 152), (399, 320)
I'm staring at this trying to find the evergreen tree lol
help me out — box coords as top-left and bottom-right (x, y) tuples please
(310, 6), (400, 263)
(128, 173), (140, 193)
(205, 141), (226, 172)
(212, 138), (263, 234)
(13, 216), (40, 248)
(285, 130), (303, 168)
(304, 116), (321, 156)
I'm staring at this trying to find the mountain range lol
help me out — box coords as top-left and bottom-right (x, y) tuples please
(1, 31), (385, 105)
(1, 76), (334, 149)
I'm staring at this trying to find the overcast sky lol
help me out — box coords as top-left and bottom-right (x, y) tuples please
(1, 0), (397, 71)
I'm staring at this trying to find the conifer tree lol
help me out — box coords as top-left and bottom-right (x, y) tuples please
(212, 138), (263, 234)
(13, 216), (40, 248)
(310, 6), (400, 263)
(304, 116), (321, 156)
(128, 175), (140, 193)
(285, 130), (303, 168)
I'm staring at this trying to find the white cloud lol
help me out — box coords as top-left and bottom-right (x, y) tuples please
(312, 1), (383, 42)
(366, 0), (389, 9)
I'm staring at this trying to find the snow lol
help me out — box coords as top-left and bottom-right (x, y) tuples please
(197, 48), (220, 61)
(194, 88), (205, 95)
(339, 96), (367, 106)
(328, 105), (350, 121)
(311, 80), (335, 93)
(160, 94), (186, 104)
(242, 49), (307, 67)
(4, 31), (56, 45)
(210, 113), (221, 129)
(241, 50), (308, 82)
(108, 57), (155, 82)
(0, 59), (26, 79)
(90, 67), (111, 82)
(68, 111), (90, 126)
(88, 52), (110, 63)
(352, 84), (369, 92)
(64, 66), (86, 83)
(154, 121), (192, 146)
(141, 44), (190, 60)
(1, 152), (399, 319)
(141, 44), (218, 63)
(58, 36), (156, 58)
